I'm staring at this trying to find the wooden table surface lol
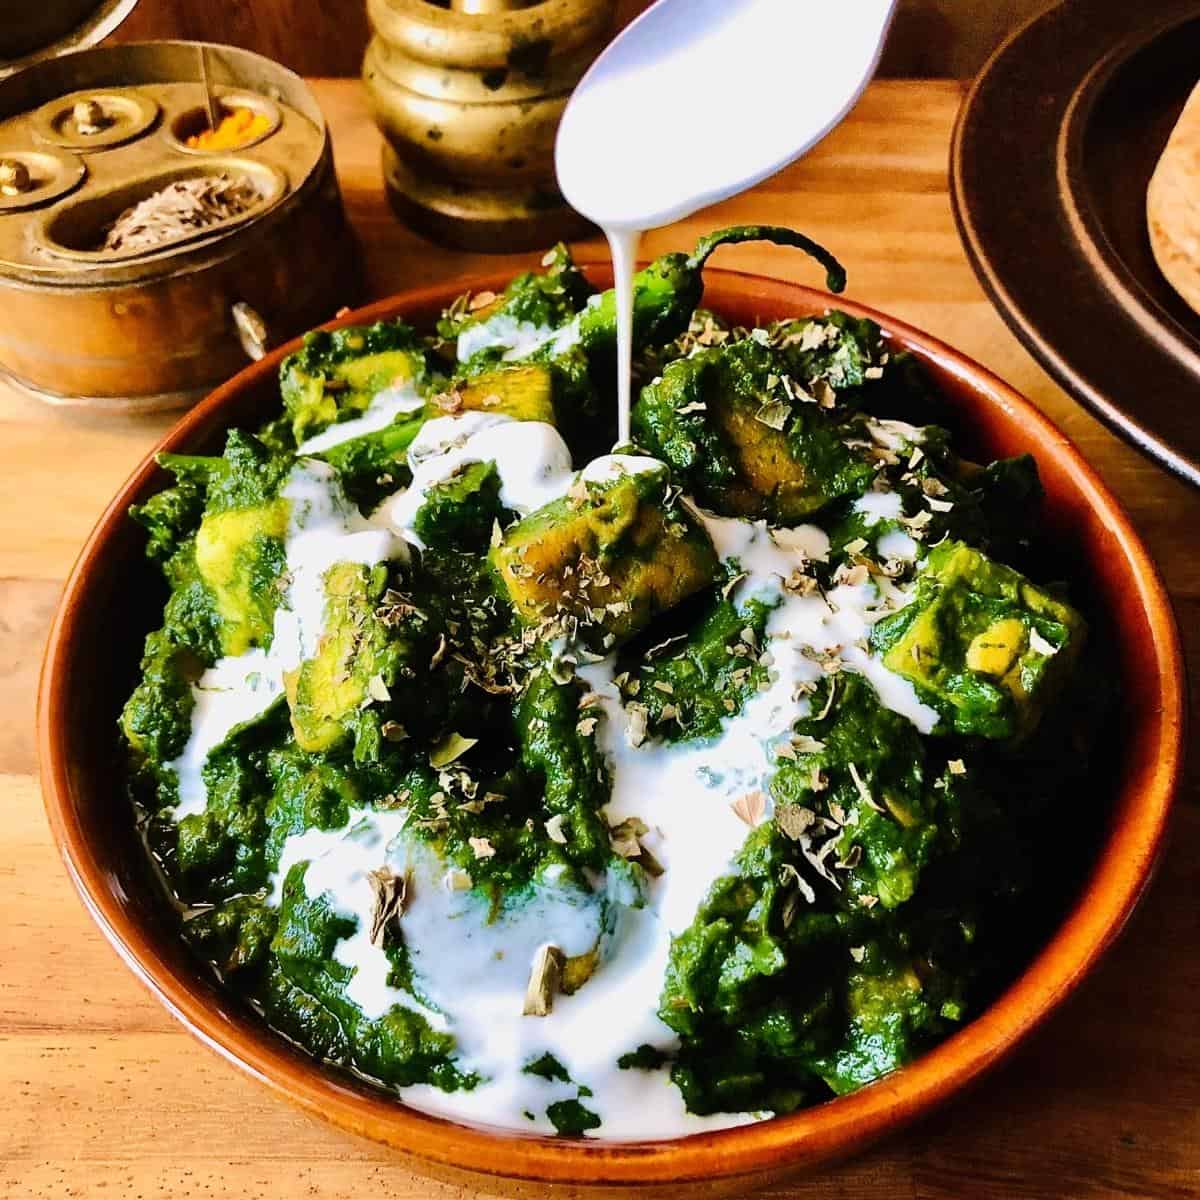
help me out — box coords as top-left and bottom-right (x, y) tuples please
(2, 79), (1197, 1200)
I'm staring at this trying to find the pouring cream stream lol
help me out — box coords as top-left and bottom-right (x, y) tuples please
(555, 0), (897, 443)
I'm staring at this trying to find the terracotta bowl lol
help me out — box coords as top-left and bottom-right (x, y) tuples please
(38, 268), (1185, 1197)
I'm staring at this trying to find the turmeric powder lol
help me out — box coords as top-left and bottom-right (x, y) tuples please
(186, 107), (271, 151)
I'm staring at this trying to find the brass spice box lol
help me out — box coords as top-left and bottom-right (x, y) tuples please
(0, 41), (361, 412)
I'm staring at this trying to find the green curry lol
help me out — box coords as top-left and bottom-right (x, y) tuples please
(121, 227), (1104, 1139)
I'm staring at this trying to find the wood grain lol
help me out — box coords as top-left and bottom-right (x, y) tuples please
(108, 0), (652, 78)
(110, 0), (373, 78)
(2, 78), (1199, 1199)
(104, 0), (1048, 80)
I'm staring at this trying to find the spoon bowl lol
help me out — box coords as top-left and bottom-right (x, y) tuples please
(555, 0), (898, 231)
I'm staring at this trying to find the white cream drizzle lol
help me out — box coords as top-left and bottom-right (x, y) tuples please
(169, 461), (403, 819)
(295, 380), (425, 455)
(386, 415), (573, 546)
(260, 499), (934, 1138)
(165, 408), (942, 1138)
(456, 313), (551, 363)
(877, 527), (919, 563)
(854, 489), (920, 564)
(385, 414), (662, 551)
(579, 453), (664, 485)
(455, 304), (585, 365)
(854, 489), (903, 525)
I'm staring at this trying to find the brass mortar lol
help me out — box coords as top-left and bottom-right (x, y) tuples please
(363, 0), (614, 251)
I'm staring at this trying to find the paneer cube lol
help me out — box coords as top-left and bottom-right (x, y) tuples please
(195, 498), (290, 656)
(280, 320), (426, 444)
(490, 460), (719, 649)
(711, 397), (855, 522)
(871, 540), (1086, 740)
(452, 364), (556, 425)
(632, 340), (874, 523)
(284, 561), (394, 753)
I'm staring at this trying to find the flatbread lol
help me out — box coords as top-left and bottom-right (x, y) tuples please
(1148, 80), (1200, 315)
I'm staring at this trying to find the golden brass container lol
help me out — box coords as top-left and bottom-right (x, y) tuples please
(0, 41), (361, 412)
(363, 0), (613, 251)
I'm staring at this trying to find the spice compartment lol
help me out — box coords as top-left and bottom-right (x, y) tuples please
(30, 85), (159, 150)
(36, 157), (286, 261)
(166, 88), (281, 155)
(0, 147), (85, 211)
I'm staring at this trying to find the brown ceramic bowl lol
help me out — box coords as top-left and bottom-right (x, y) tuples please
(38, 268), (1185, 1197)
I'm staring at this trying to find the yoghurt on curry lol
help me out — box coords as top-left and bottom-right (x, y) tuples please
(121, 227), (1098, 1139)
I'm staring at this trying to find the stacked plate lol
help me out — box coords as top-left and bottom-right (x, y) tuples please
(953, 0), (1200, 486)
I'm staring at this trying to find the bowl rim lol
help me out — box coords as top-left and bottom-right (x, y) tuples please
(38, 266), (1185, 1186)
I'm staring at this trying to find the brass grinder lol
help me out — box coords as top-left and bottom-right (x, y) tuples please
(364, 0), (614, 251)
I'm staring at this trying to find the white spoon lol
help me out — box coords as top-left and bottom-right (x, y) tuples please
(555, 0), (898, 441)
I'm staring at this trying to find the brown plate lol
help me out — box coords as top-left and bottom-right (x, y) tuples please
(38, 268), (1185, 1196)
(952, 0), (1200, 488)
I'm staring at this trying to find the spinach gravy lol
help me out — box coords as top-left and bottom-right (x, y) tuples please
(121, 227), (1104, 1138)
